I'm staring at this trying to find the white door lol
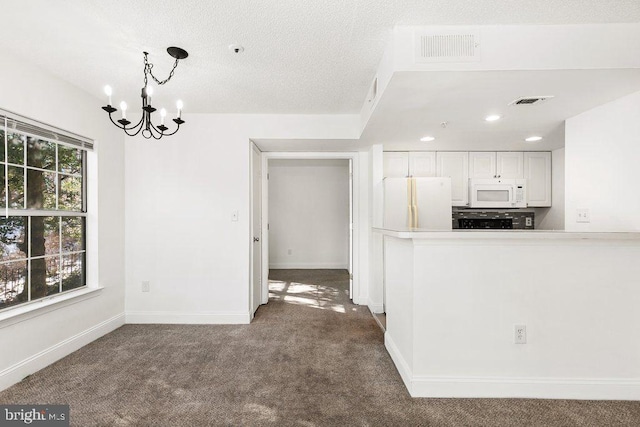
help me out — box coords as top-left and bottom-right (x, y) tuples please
(524, 152), (552, 206)
(469, 152), (497, 179)
(250, 146), (262, 317)
(383, 152), (409, 178)
(436, 152), (469, 206)
(497, 152), (524, 179)
(408, 152), (437, 177)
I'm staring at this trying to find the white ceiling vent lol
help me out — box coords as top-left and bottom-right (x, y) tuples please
(509, 96), (555, 106)
(415, 31), (481, 63)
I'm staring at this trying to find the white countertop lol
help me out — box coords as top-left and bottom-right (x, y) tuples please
(373, 227), (640, 240)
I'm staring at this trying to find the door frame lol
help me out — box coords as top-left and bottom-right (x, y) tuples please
(260, 151), (361, 305)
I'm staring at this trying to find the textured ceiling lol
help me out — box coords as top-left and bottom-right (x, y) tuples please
(360, 69), (640, 151)
(1, 1), (640, 114)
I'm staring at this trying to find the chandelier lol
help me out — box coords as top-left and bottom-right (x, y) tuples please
(101, 47), (188, 139)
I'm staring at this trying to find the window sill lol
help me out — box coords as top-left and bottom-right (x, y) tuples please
(0, 287), (103, 329)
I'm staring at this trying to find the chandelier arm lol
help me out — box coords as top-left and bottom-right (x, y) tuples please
(159, 121), (182, 137)
(149, 122), (165, 135)
(121, 117), (145, 137)
(107, 112), (125, 130)
(149, 129), (164, 140)
(106, 111), (145, 134)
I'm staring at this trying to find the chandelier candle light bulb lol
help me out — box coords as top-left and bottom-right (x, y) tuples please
(146, 85), (153, 105)
(120, 101), (127, 119)
(160, 108), (167, 125)
(104, 85), (113, 106)
(177, 100), (183, 119)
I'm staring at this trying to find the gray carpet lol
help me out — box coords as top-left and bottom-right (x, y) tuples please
(1, 269), (639, 426)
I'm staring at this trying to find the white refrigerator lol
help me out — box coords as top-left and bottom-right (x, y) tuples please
(383, 177), (452, 230)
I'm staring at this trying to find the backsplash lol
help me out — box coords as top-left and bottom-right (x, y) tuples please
(452, 209), (535, 229)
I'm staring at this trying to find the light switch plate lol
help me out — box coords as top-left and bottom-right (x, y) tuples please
(232, 211), (239, 222)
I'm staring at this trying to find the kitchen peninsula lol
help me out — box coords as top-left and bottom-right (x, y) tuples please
(375, 228), (640, 400)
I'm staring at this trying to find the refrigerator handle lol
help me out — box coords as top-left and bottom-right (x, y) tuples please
(406, 178), (413, 228)
(411, 178), (418, 228)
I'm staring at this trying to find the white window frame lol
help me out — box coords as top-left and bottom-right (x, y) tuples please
(0, 109), (98, 320)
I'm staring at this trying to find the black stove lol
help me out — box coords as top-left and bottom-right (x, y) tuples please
(458, 218), (513, 229)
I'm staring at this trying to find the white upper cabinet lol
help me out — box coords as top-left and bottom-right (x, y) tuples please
(469, 152), (523, 179)
(496, 152), (524, 179)
(408, 152), (437, 177)
(383, 151), (437, 177)
(524, 152), (552, 207)
(469, 152), (497, 179)
(436, 152), (469, 206)
(383, 152), (409, 178)
(384, 150), (550, 207)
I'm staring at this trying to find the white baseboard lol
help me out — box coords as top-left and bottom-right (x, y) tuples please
(384, 332), (413, 394)
(268, 263), (349, 270)
(0, 313), (125, 392)
(410, 376), (640, 400)
(125, 311), (251, 325)
(385, 332), (640, 400)
(368, 300), (384, 314)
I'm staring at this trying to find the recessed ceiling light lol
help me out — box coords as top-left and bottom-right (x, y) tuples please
(525, 136), (543, 142)
(420, 136), (435, 142)
(485, 115), (501, 122)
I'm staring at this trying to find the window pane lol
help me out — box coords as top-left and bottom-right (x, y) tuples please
(0, 165), (5, 207)
(58, 145), (82, 175)
(30, 216), (60, 257)
(0, 216), (27, 262)
(26, 138), (56, 170)
(0, 129), (5, 162)
(7, 133), (25, 165)
(62, 253), (84, 291)
(26, 169), (56, 210)
(45, 256), (60, 297)
(62, 217), (84, 252)
(0, 260), (27, 308)
(8, 166), (24, 208)
(59, 175), (82, 211)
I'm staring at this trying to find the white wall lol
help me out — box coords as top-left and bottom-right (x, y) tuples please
(537, 147), (565, 230)
(0, 53), (125, 390)
(384, 233), (640, 399)
(565, 90), (640, 232)
(268, 159), (349, 269)
(124, 114), (363, 324)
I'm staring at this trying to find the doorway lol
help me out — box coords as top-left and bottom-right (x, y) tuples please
(268, 158), (350, 271)
(256, 152), (361, 310)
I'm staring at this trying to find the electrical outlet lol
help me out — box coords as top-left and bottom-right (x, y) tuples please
(514, 324), (526, 344)
(576, 208), (590, 223)
(141, 281), (150, 292)
(525, 217), (532, 227)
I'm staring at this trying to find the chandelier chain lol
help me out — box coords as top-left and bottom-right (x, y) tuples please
(143, 52), (180, 86)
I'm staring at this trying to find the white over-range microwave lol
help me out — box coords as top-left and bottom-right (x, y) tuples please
(469, 178), (527, 208)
